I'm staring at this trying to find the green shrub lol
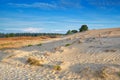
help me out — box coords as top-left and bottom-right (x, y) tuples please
(27, 44), (33, 47)
(118, 72), (120, 77)
(66, 30), (78, 35)
(71, 30), (78, 33)
(65, 44), (71, 47)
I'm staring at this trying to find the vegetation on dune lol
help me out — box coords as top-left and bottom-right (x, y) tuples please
(66, 24), (89, 35)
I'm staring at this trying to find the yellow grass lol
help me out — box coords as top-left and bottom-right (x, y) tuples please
(27, 57), (44, 66)
(0, 36), (56, 49)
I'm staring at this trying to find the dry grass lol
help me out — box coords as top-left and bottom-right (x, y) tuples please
(78, 40), (84, 43)
(6, 54), (16, 59)
(44, 52), (50, 56)
(27, 57), (44, 66)
(97, 67), (112, 78)
(0, 36), (56, 49)
(53, 65), (61, 71)
(104, 49), (116, 52)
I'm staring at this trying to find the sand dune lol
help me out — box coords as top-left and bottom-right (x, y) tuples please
(0, 28), (120, 80)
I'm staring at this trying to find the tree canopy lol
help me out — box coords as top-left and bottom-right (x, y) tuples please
(79, 25), (88, 32)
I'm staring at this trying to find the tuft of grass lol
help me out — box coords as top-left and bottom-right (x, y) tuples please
(27, 57), (43, 66)
(27, 44), (33, 47)
(54, 65), (61, 71)
(37, 43), (42, 46)
(65, 44), (71, 47)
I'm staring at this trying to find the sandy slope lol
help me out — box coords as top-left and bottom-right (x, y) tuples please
(0, 28), (120, 80)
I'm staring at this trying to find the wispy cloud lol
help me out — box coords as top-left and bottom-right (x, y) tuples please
(87, 0), (120, 8)
(8, 0), (120, 10)
(60, 0), (82, 8)
(8, 2), (57, 9)
(8, 0), (83, 9)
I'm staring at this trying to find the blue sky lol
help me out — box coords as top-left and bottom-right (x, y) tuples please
(0, 0), (120, 33)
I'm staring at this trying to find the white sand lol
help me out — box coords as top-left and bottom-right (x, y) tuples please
(0, 28), (120, 80)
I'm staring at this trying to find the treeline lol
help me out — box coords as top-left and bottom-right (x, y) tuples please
(0, 25), (88, 38)
(0, 33), (64, 38)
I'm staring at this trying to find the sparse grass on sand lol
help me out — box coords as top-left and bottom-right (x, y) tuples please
(27, 57), (43, 66)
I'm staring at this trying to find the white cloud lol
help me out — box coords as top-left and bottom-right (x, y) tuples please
(4, 27), (44, 33)
(22, 27), (43, 33)
(53, 29), (67, 33)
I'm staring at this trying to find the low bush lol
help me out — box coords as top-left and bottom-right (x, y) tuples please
(27, 44), (33, 47)
(37, 43), (42, 46)
(118, 72), (120, 77)
(65, 44), (71, 47)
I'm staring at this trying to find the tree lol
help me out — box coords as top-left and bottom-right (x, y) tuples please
(66, 30), (72, 35)
(79, 25), (88, 32)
